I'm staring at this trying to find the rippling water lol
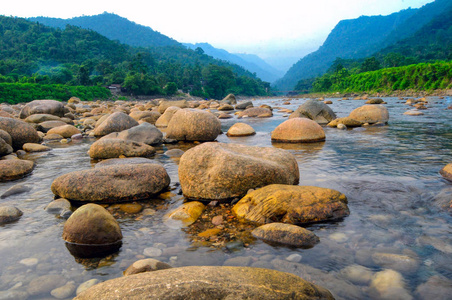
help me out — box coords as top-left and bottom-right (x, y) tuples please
(1, 97), (451, 299)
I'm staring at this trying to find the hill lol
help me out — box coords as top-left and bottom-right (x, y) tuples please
(275, 0), (452, 91)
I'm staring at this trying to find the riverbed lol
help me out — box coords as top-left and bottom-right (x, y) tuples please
(1, 97), (451, 299)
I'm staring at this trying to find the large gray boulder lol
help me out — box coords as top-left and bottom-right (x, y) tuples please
(75, 266), (334, 300)
(289, 100), (336, 124)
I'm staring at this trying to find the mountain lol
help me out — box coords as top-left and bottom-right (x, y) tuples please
(184, 42), (283, 83)
(275, 0), (452, 91)
(29, 12), (180, 48)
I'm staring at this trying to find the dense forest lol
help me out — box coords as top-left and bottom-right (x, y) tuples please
(0, 15), (271, 103)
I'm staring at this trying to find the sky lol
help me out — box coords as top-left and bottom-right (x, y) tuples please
(2, 0), (434, 67)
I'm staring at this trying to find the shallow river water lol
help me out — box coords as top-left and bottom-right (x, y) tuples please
(0, 97), (451, 299)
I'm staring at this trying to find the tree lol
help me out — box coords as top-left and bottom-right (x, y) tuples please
(360, 57), (381, 73)
(164, 82), (178, 95)
(201, 65), (235, 99)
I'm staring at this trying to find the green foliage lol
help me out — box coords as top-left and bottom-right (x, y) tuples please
(360, 57), (381, 73)
(164, 82), (178, 96)
(0, 82), (111, 104)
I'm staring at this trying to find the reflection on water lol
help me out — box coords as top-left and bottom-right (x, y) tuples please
(0, 97), (451, 299)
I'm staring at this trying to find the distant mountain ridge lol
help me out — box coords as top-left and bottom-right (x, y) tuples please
(275, 0), (452, 91)
(29, 12), (180, 48)
(184, 42), (283, 83)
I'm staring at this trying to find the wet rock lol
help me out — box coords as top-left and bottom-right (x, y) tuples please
(0, 129), (12, 146)
(439, 163), (452, 182)
(349, 104), (389, 124)
(252, 223), (319, 248)
(369, 269), (412, 300)
(51, 164), (170, 203)
(143, 247), (163, 257)
(22, 143), (51, 152)
(0, 159), (34, 182)
(155, 106), (181, 128)
(45, 198), (72, 214)
(27, 274), (66, 296)
(226, 123), (256, 137)
(289, 100), (336, 124)
(198, 228), (222, 238)
(88, 138), (155, 159)
(47, 124), (81, 138)
(339, 264), (374, 285)
(74, 266), (334, 300)
(286, 253), (302, 263)
(223, 256), (253, 266)
(233, 184), (349, 225)
(123, 258), (172, 276)
(164, 201), (205, 227)
(20, 257), (39, 267)
(237, 107), (272, 118)
(0, 117), (41, 150)
(63, 204), (122, 257)
(0, 206), (23, 224)
(76, 279), (100, 296)
(51, 281), (76, 299)
(0, 290), (28, 300)
(164, 149), (184, 157)
(415, 275), (452, 300)
(37, 120), (67, 132)
(179, 142), (299, 200)
(166, 109), (221, 142)
(271, 118), (325, 143)
(212, 215), (224, 226)
(327, 117), (363, 128)
(101, 122), (163, 145)
(93, 112), (138, 137)
(158, 100), (188, 114)
(0, 137), (13, 156)
(129, 110), (161, 124)
(221, 93), (237, 105)
(119, 203), (143, 214)
(94, 157), (160, 168)
(19, 99), (65, 119)
(43, 133), (64, 142)
(372, 252), (419, 274)
(235, 101), (253, 109)
(226, 240), (245, 251)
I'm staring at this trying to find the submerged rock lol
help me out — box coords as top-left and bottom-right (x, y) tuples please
(369, 269), (412, 300)
(271, 118), (325, 143)
(74, 266), (334, 300)
(252, 222), (319, 248)
(179, 143), (299, 200)
(123, 258), (172, 276)
(0, 184), (31, 198)
(233, 184), (349, 225)
(51, 164), (170, 203)
(164, 201), (206, 227)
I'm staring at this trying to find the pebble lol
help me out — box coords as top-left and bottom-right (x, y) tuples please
(225, 240), (244, 251)
(286, 254), (302, 263)
(329, 232), (348, 243)
(76, 279), (100, 295)
(211, 215), (224, 226)
(119, 203), (143, 214)
(143, 247), (163, 257)
(19, 257), (38, 267)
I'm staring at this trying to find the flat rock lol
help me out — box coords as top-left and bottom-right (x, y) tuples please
(164, 201), (206, 227)
(95, 157), (161, 168)
(51, 163), (170, 203)
(27, 274), (66, 296)
(24, 113), (62, 123)
(37, 120), (67, 132)
(327, 117), (363, 128)
(233, 184), (349, 225)
(237, 107), (272, 118)
(74, 266), (334, 300)
(179, 142), (299, 200)
(252, 222), (319, 248)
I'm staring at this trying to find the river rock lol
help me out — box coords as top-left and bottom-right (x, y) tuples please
(233, 184), (349, 225)
(235, 101), (253, 109)
(0, 206), (23, 224)
(51, 281), (76, 299)
(439, 163), (452, 181)
(164, 201), (206, 227)
(237, 107), (272, 118)
(37, 120), (68, 132)
(252, 222), (319, 248)
(218, 104), (234, 111)
(0, 129), (12, 146)
(51, 164), (170, 202)
(221, 93), (237, 105)
(327, 117), (364, 128)
(226, 123), (256, 137)
(101, 122), (163, 145)
(74, 266), (334, 300)
(366, 98), (385, 104)
(95, 157), (161, 168)
(129, 110), (161, 124)
(27, 274), (66, 296)
(166, 109), (221, 141)
(19, 99), (65, 119)
(45, 198), (72, 214)
(369, 269), (412, 300)
(349, 104), (389, 124)
(0, 117), (41, 150)
(24, 113), (62, 123)
(371, 252), (419, 274)
(123, 258), (172, 276)
(22, 143), (51, 152)
(158, 100), (188, 114)
(339, 264), (374, 285)
(47, 124), (81, 138)
(93, 112), (139, 137)
(76, 279), (100, 296)
(155, 106), (181, 128)
(164, 149), (184, 157)
(0, 159), (34, 181)
(0, 184), (31, 198)
(271, 118), (325, 143)
(415, 275), (452, 300)
(88, 138), (155, 159)
(289, 100), (336, 124)
(179, 142), (299, 200)
(403, 109), (424, 116)
(0, 137), (13, 156)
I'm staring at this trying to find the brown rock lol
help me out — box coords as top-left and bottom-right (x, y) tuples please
(252, 223), (319, 248)
(271, 118), (325, 143)
(47, 125), (81, 138)
(75, 266), (334, 300)
(221, 93), (237, 105)
(0, 206), (23, 224)
(88, 139), (155, 159)
(19, 99), (65, 119)
(100, 122), (163, 145)
(93, 112), (139, 137)
(365, 98), (384, 104)
(155, 106), (181, 128)
(233, 184), (349, 225)
(440, 163), (452, 181)
(237, 107), (272, 118)
(24, 114), (62, 123)
(123, 258), (172, 276)
(179, 142), (299, 200)
(120, 203), (143, 214)
(164, 201), (206, 227)
(0, 137), (13, 156)
(0, 129), (12, 146)
(95, 157), (161, 168)
(0, 117), (41, 150)
(218, 104), (234, 111)
(226, 123), (256, 137)
(0, 159), (34, 182)
(327, 117), (364, 128)
(51, 164), (170, 203)
(129, 110), (161, 124)
(23, 143), (51, 152)
(349, 104), (389, 124)
(158, 100), (188, 114)
(166, 109), (221, 142)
